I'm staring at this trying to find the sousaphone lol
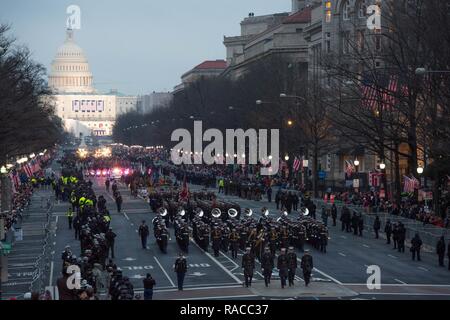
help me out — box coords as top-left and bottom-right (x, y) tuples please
(228, 208), (238, 218)
(177, 207), (186, 217)
(211, 208), (222, 219)
(195, 208), (204, 218)
(299, 207), (309, 217)
(244, 208), (253, 217)
(157, 207), (168, 217)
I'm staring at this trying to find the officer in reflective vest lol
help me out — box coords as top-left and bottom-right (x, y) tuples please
(67, 207), (74, 230)
(79, 197), (86, 215)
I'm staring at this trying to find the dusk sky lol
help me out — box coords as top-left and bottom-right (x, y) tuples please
(1, 0), (291, 95)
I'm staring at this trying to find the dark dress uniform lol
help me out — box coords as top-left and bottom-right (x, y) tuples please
(286, 251), (298, 286)
(242, 252), (255, 288)
(301, 253), (314, 287)
(277, 253), (289, 288)
(261, 251), (274, 287)
(229, 231), (240, 259)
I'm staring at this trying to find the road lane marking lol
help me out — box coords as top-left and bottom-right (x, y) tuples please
(340, 235), (347, 239)
(345, 283), (450, 287)
(388, 254), (397, 259)
(362, 244), (370, 248)
(176, 294), (258, 300)
(294, 257), (343, 285)
(49, 261), (54, 286)
(123, 212), (130, 220)
(338, 252), (346, 257)
(359, 292), (450, 296)
(394, 279), (407, 285)
(153, 256), (176, 287)
(418, 267), (429, 272)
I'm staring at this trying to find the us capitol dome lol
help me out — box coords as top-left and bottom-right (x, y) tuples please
(48, 29), (95, 94)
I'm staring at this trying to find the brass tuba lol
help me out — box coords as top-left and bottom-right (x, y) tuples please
(228, 208), (238, 218)
(211, 208), (222, 219)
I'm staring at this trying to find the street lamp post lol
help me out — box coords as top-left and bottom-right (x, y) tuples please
(415, 68), (450, 76)
(354, 158), (360, 192)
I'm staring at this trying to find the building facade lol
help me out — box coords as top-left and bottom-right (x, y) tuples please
(49, 29), (137, 137)
(137, 92), (173, 114)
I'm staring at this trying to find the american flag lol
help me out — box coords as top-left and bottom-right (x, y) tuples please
(403, 175), (419, 193)
(362, 75), (399, 109)
(293, 157), (301, 172)
(23, 163), (33, 177)
(345, 160), (354, 178)
(179, 175), (189, 201)
(30, 159), (41, 174)
(9, 170), (21, 191)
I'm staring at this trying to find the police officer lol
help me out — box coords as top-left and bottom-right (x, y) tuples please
(61, 245), (72, 272)
(385, 219), (392, 244)
(331, 204), (337, 226)
(301, 249), (314, 287)
(174, 253), (187, 291)
(105, 228), (117, 259)
(241, 247), (255, 288)
(139, 220), (150, 250)
(397, 223), (406, 253)
(411, 233), (422, 261)
(67, 207), (74, 230)
(73, 214), (81, 240)
(115, 192), (123, 213)
(277, 248), (289, 289)
(436, 236), (446, 267)
(260, 247), (274, 287)
(392, 223), (399, 249)
(105, 178), (110, 192)
(286, 247), (297, 287)
(373, 215), (381, 239)
(357, 213), (364, 237)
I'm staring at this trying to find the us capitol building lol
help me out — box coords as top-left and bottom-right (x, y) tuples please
(48, 29), (137, 137)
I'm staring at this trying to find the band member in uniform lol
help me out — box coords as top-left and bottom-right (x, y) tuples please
(241, 247), (255, 288)
(269, 227), (278, 256)
(301, 249), (314, 287)
(261, 247), (274, 287)
(211, 225), (222, 257)
(174, 253), (188, 291)
(277, 248), (289, 289)
(286, 247), (298, 287)
(229, 228), (240, 259)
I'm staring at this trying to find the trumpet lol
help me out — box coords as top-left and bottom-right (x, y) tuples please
(261, 207), (269, 217)
(244, 208), (253, 217)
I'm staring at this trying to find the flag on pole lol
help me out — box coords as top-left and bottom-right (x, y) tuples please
(403, 175), (419, 193)
(345, 160), (354, 179)
(179, 175), (189, 201)
(293, 157), (301, 172)
(23, 163), (33, 177)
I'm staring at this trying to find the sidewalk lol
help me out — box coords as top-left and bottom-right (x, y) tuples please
(1, 188), (54, 300)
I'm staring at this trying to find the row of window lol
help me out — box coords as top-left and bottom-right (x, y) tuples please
(51, 76), (92, 86)
(72, 100), (105, 112)
(325, 0), (369, 23)
(55, 65), (88, 72)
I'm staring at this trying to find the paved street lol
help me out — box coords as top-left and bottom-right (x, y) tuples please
(1, 188), (53, 299)
(40, 174), (450, 300)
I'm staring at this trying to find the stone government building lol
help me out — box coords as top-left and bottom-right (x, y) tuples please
(48, 29), (137, 137)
